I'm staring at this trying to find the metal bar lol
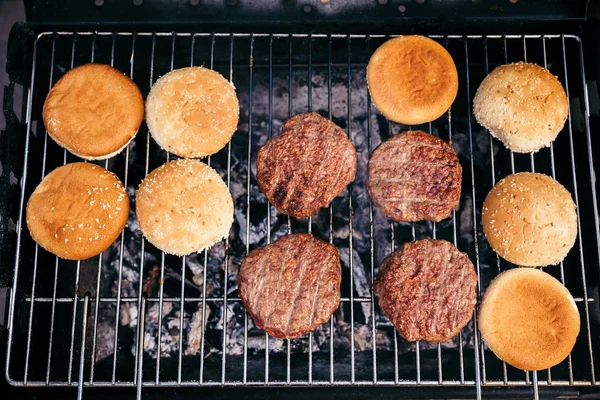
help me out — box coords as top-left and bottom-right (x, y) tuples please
(346, 35), (356, 384)
(23, 33), (56, 385)
(562, 34), (596, 384)
(221, 32), (235, 385)
(136, 297), (146, 400)
(464, 37), (483, 400)
(366, 34), (377, 385)
(76, 295), (90, 400)
(286, 33), (293, 385)
(243, 33), (255, 385)
(199, 32), (216, 385)
(177, 256), (186, 384)
(307, 31), (314, 384)
(264, 33), (273, 385)
(327, 34), (335, 385)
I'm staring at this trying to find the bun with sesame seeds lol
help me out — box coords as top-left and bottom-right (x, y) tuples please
(478, 268), (580, 371)
(42, 63), (144, 160)
(473, 62), (568, 153)
(136, 159), (233, 256)
(482, 172), (577, 267)
(145, 67), (239, 158)
(26, 162), (130, 260)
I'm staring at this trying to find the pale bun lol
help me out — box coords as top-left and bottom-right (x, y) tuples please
(482, 172), (577, 267)
(145, 67), (239, 158)
(479, 268), (580, 371)
(367, 35), (458, 125)
(42, 63), (144, 160)
(473, 62), (568, 153)
(136, 159), (233, 256)
(26, 163), (129, 260)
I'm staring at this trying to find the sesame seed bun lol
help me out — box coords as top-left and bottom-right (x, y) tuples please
(367, 36), (458, 125)
(479, 268), (580, 371)
(42, 63), (144, 160)
(482, 172), (577, 267)
(473, 62), (568, 153)
(136, 159), (233, 256)
(26, 163), (129, 260)
(145, 67), (239, 158)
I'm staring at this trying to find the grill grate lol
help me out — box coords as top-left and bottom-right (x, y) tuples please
(4, 32), (600, 400)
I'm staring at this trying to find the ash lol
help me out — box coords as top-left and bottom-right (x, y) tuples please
(90, 64), (494, 370)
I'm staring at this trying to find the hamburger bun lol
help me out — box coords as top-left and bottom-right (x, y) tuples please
(145, 67), (239, 158)
(367, 36), (458, 125)
(479, 268), (580, 371)
(482, 172), (577, 267)
(136, 159), (233, 256)
(26, 162), (129, 260)
(43, 63), (144, 160)
(473, 62), (568, 153)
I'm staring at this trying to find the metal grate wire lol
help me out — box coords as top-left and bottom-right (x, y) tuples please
(4, 32), (600, 400)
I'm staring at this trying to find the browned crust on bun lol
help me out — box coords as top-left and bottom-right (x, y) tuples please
(256, 112), (357, 219)
(368, 130), (462, 222)
(238, 234), (342, 339)
(26, 162), (129, 260)
(373, 239), (477, 342)
(367, 36), (458, 125)
(473, 62), (568, 153)
(145, 66), (240, 158)
(479, 268), (580, 371)
(43, 63), (144, 160)
(136, 159), (233, 256)
(482, 172), (577, 267)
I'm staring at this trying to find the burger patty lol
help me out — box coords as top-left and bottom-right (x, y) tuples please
(256, 112), (357, 219)
(368, 130), (462, 222)
(238, 233), (342, 339)
(373, 239), (477, 342)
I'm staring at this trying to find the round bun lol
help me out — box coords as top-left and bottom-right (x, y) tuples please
(26, 163), (129, 260)
(367, 36), (458, 125)
(479, 268), (580, 371)
(145, 67), (239, 158)
(482, 172), (577, 267)
(473, 62), (568, 153)
(43, 63), (144, 160)
(238, 234), (341, 339)
(136, 159), (233, 256)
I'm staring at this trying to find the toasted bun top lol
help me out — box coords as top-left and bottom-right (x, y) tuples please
(136, 158), (233, 256)
(367, 36), (458, 125)
(482, 172), (577, 267)
(42, 63), (144, 160)
(473, 62), (568, 153)
(479, 268), (580, 371)
(145, 67), (239, 158)
(26, 162), (129, 260)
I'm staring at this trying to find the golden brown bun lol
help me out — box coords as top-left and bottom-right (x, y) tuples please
(482, 172), (577, 267)
(42, 63), (144, 160)
(26, 163), (129, 260)
(479, 268), (580, 371)
(473, 62), (568, 153)
(367, 36), (458, 125)
(136, 159), (233, 256)
(145, 67), (239, 158)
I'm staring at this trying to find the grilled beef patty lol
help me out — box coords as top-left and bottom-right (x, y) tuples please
(368, 130), (461, 222)
(256, 112), (357, 219)
(373, 239), (477, 342)
(238, 234), (342, 339)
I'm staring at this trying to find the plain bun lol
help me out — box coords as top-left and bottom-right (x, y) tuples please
(473, 62), (568, 153)
(367, 36), (458, 125)
(146, 67), (239, 158)
(136, 159), (233, 256)
(43, 63), (144, 160)
(479, 268), (580, 371)
(26, 163), (129, 260)
(482, 172), (577, 267)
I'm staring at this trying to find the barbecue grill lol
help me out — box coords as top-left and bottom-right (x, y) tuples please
(2, 1), (600, 399)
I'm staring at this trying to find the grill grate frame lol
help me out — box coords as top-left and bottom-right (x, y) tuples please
(4, 32), (600, 399)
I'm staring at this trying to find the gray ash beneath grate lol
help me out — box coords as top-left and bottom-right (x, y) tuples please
(85, 65), (492, 367)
